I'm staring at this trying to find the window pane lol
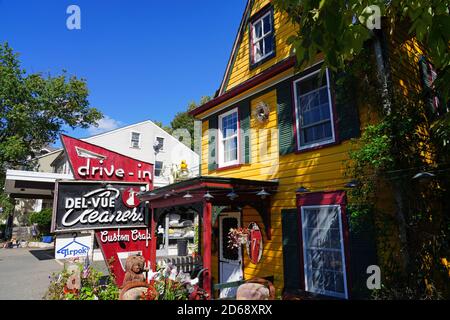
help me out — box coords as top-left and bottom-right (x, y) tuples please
(224, 137), (238, 163)
(155, 161), (163, 177)
(254, 40), (263, 62)
(222, 112), (238, 138)
(297, 76), (333, 145)
(302, 206), (346, 298)
(253, 21), (262, 39)
(264, 35), (273, 55)
(263, 14), (272, 34)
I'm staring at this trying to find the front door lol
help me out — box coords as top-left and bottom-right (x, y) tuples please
(219, 212), (243, 298)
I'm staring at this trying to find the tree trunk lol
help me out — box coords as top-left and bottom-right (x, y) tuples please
(392, 180), (410, 273)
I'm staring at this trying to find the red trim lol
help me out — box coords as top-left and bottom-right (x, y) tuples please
(190, 57), (296, 117)
(214, 164), (243, 172)
(293, 140), (340, 155)
(296, 190), (346, 207)
(203, 201), (213, 298)
(296, 190), (351, 299)
(150, 208), (157, 271)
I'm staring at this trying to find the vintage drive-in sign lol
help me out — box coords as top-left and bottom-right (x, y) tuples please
(60, 134), (153, 185)
(52, 181), (148, 233)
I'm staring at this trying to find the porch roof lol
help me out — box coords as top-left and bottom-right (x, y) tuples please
(140, 176), (278, 203)
(140, 176), (279, 239)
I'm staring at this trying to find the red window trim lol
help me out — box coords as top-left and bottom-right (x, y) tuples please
(296, 190), (352, 299)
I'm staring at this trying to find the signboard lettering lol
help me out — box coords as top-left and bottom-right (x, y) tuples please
(52, 181), (147, 232)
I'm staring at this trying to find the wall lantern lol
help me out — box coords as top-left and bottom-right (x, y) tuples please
(296, 186), (309, 193)
(227, 189), (239, 200)
(412, 172), (435, 181)
(183, 191), (193, 199)
(256, 188), (270, 199)
(203, 191), (214, 200)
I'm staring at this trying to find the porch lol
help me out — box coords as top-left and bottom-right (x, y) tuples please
(140, 176), (278, 298)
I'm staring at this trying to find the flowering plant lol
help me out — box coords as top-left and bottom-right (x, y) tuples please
(140, 261), (208, 300)
(227, 227), (249, 250)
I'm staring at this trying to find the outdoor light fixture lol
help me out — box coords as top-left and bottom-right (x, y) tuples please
(227, 190), (238, 200)
(345, 180), (359, 188)
(148, 191), (157, 196)
(183, 191), (193, 199)
(296, 186), (309, 193)
(203, 191), (214, 200)
(412, 172), (436, 180)
(164, 193), (170, 199)
(256, 188), (270, 199)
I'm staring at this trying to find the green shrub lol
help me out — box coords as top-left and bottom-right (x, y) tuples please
(29, 208), (52, 234)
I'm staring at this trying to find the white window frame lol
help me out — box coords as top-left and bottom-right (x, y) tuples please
(293, 68), (336, 151)
(251, 10), (274, 64)
(154, 160), (163, 177)
(218, 108), (240, 168)
(130, 131), (141, 149)
(300, 205), (348, 299)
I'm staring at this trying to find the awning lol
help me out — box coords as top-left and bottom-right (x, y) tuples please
(4, 169), (73, 199)
(140, 176), (278, 239)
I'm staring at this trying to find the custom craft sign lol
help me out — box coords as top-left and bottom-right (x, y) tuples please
(52, 181), (148, 233)
(55, 234), (93, 260)
(60, 134), (153, 185)
(95, 228), (151, 286)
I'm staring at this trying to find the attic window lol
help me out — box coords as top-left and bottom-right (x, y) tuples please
(250, 9), (275, 66)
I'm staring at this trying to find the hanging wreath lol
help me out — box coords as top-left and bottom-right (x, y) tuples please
(254, 102), (270, 123)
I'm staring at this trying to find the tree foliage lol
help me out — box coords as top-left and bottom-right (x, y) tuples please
(273, 0), (450, 102)
(0, 42), (102, 172)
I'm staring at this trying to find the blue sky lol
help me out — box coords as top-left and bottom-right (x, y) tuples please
(0, 0), (246, 146)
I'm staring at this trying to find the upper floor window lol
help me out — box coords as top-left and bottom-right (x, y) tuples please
(250, 9), (275, 66)
(294, 68), (336, 150)
(156, 137), (165, 151)
(131, 132), (141, 148)
(155, 161), (163, 177)
(218, 108), (239, 167)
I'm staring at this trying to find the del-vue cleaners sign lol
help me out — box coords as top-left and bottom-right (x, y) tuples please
(52, 181), (147, 232)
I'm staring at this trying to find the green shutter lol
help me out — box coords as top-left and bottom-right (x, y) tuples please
(238, 99), (251, 164)
(208, 116), (218, 171)
(277, 81), (295, 155)
(333, 72), (361, 141)
(419, 56), (437, 114)
(282, 209), (302, 291)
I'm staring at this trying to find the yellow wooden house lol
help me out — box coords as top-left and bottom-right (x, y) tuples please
(144, 0), (439, 300)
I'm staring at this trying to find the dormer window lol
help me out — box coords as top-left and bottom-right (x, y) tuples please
(250, 8), (275, 67)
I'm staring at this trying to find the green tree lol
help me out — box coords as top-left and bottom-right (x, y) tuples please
(273, 0), (450, 102)
(170, 96), (211, 149)
(0, 42), (102, 174)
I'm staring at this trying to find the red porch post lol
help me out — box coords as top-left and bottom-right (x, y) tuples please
(202, 201), (212, 299)
(150, 207), (157, 271)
